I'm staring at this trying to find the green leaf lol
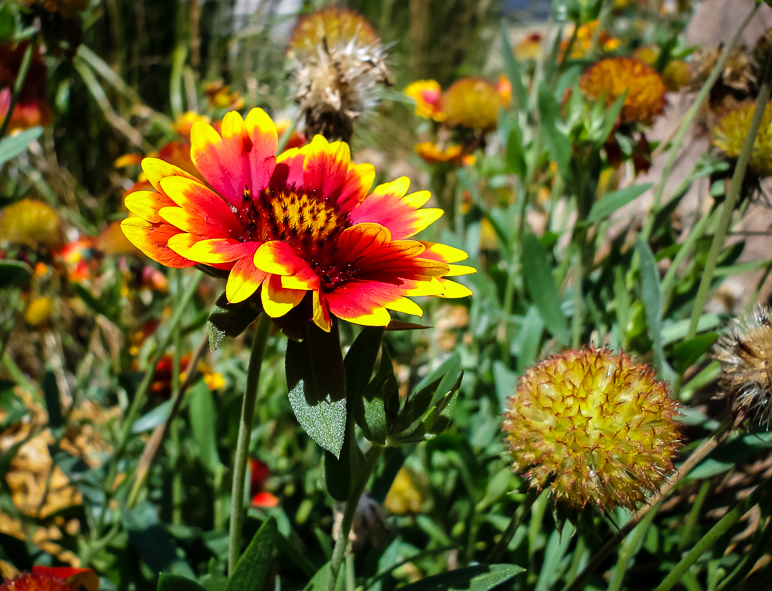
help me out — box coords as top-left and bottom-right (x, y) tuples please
(286, 322), (346, 405)
(422, 388), (460, 439)
(0, 127), (42, 165)
(42, 371), (63, 429)
(537, 85), (571, 180)
(398, 564), (525, 591)
(493, 361), (518, 412)
(207, 293), (259, 351)
(587, 183), (653, 224)
(673, 333), (718, 374)
(0, 6), (14, 41)
(288, 380), (346, 458)
(0, 260), (32, 289)
(344, 327), (384, 395)
(189, 382), (222, 473)
(506, 124), (527, 179)
(635, 238), (674, 381)
(500, 23), (528, 109)
(303, 563), (333, 591)
(225, 518), (277, 591)
(522, 232), (568, 344)
(122, 501), (195, 576)
(157, 574), (208, 591)
(131, 399), (173, 434)
(593, 90), (628, 149)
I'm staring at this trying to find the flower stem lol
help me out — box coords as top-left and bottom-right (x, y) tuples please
(686, 50), (772, 340)
(484, 487), (538, 564)
(654, 474), (772, 591)
(565, 419), (733, 591)
(0, 38), (36, 141)
(327, 444), (384, 591)
(228, 312), (273, 575)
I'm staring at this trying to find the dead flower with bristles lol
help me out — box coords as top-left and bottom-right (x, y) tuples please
(503, 347), (682, 512)
(288, 8), (391, 142)
(714, 305), (772, 427)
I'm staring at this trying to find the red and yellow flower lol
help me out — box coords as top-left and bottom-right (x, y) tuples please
(121, 109), (473, 331)
(404, 80), (445, 121)
(0, 567), (97, 591)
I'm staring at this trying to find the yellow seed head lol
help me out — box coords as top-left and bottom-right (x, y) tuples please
(503, 347), (682, 511)
(712, 101), (772, 178)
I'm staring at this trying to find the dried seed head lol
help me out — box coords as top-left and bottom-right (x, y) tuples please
(503, 347), (682, 512)
(288, 8), (391, 142)
(713, 305), (772, 427)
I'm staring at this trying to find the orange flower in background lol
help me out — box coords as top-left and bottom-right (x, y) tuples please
(171, 111), (211, 137)
(0, 43), (52, 133)
(560, 20), (620, 60)
(204, 81), (244, 111)
(121, 109), (474, 331)
(249, 458), (278, 508)
(580, 58), (667, 123)
(404, 80), (445, 121)
(440, 78), (502, 131)
(414, 142), (475, 166)
(0, 567), (97, 591)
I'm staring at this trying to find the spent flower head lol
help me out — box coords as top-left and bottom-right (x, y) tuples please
(503, 347), (682, 511)
(121, 108), (474, 332)
(713, 305), (772, 427)
(712, 100), (772, 178)
(580, 57), (667, 124)
(288, 8), (390, 142)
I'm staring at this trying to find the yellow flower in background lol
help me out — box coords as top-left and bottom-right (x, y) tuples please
(404, 80), (445, 121)
(384, 468), (423, 514)
(561, 20), (620, 59)
(0, 199), (62, 247)
(414, 142), (475, 166)
(171, 111), (212, 137)
(441, 78), (501, 131)
(632, 47), (691, 92)
(580, 58), (667, 123)
(712, 100), (772, 178)
(204, 82), (244, 110)
(503, 347), (681, 511)
(24, 297), (54, 327)
(514, 32), (544, 61)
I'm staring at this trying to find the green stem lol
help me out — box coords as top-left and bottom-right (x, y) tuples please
(641, 3), (758, 242)
(171, 271), (183, 525)
(327, 445), (385, 591)
(654, 476), (772, 591)
(345, 553), (355, 591)
(95, 273), (202, 535)
(228, 312), (273, 575)
(0, 38), (36, 140)
(678, 479), (711, 551)
(686, 50), (772, 340)
(607, 503), (659, 591)
(484, 487), (538, 564)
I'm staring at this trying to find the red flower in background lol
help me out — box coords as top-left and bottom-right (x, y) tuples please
(250, 458), (278, 508)
(0, 43), (52, 132)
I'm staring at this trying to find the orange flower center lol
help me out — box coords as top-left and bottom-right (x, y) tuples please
(235, 188), (353, 289)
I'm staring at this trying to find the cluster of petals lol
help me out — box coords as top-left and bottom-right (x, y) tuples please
(121, 108), (474, 331)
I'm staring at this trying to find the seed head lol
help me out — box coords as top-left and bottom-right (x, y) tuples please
(503, 347), (682, 511)
(440, 78), (502, 131)
(713, 305), (772, 427)
(712, 101), (772, 179)
(288, 8), (390, 142)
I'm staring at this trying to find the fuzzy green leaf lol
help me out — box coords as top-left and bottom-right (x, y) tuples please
(158, 575), (207, 591)
(398, 564), (525, 591)
(225, 518), (277, 591)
